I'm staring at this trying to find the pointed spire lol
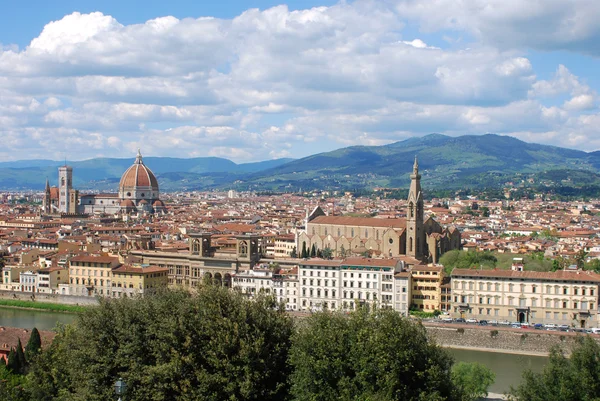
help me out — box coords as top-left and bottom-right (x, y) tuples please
(45, 178), (50, 192)
(135, 149), (143, 164)
(413, 155), (419, 174)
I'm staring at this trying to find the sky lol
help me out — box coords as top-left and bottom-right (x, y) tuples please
(1, 0), (600, 162)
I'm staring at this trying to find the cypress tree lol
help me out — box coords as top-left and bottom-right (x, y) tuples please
(301, 242), (308, 259)
(6, 347), (18, 373)
(310, 244), (316, 258)
(25, 327), (42, 361)
(15, 338), (26, 374)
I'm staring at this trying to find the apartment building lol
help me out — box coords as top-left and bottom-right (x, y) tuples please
(410, 265), (444, 311)
(393, 271), (411, 315)
(451, 268), (600, 327)
(69, 255), (121, 296)
(298, 258), (405, 312)
(110, 264), (169, 298)
(231, 267), (299, 310)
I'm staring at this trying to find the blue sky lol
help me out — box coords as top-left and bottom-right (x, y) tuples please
(1, 0), (600, 162)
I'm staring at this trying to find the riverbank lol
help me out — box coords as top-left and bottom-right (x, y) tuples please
(0, 299), (89, 313)
(443, 344), (549, 357)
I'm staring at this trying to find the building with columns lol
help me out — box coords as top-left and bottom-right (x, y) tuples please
(297, 158), (461, 263)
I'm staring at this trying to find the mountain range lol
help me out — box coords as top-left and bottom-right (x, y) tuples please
(3, 134), (600, 193)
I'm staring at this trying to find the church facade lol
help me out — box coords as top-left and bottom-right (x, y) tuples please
(297, 158), (461, 263)
(43, 150), (166, 216)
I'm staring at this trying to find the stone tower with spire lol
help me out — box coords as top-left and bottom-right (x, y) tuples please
(43, 178), (51, 214)
(406, 156), (424, 260)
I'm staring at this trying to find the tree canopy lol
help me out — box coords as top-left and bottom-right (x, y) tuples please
(509, 336), (600, 401)
(289, 307), (461, 401)
(27, 287), (294, 401)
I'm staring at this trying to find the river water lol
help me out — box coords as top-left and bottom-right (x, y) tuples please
(0, 306), (78, 330)
(447, 348), (547, 394)
(0, 308), (546, 393)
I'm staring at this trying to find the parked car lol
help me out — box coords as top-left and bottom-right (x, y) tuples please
(544, 323), (557, 329)
(466, 318), (478, 324)
(558, 325), (570, 332)
(478, 320), (488, 326)
(489, 320), (498, 326)
(511, 323), (522, 329)
(455, 318), (466, 323)
(498, 320), (511, 326)
(533, 323), (544, 330)
(591, 327), (600, 334)
(440, 317), (453, 323)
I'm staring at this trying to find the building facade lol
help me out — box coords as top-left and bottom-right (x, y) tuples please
(297, 158), (461, 263)
(298, 258), (405, 312)
(451, 268), (600, 327)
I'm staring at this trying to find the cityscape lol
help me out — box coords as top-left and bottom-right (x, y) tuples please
(2, 1), (600, 400)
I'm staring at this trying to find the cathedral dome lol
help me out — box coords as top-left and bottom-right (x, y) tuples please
(119, 150), (159, 200)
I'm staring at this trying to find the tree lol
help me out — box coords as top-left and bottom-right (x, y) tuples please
(14, 339), (25, 375)
(301, 242), (308, 259)
(321, 247), (333, 260)
(451, 362), (495, 401)
(27, 288), (294, 401)
(25, 327), (41, 362)
(509, 336), (600, 401)
(310, 244), (316, 258)
(575, 249), (589, 270)
(289, 306), (462, 401)
(6, 348), (19, 374)
(290, 246), (297, 258)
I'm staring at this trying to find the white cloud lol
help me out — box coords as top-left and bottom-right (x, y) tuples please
(0, 2), (599, 162)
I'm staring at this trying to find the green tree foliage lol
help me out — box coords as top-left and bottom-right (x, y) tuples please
(14, 339), (26, 374)
(509, 336), (600, 401)
(321, 247), (333, 260)
(289, 307), (461, 401)
(451, 362), (495, 401)
(290, 246), (297, 258)
(585, 258), (600, 273)
(27, 288), (293, 401)
(0, 363), (29, 401)
(6, 348), (19, 373)
(310, 244), (316, 258)
(439, 250), (497, 275)
(301, 242), (308, 258)
(25, 327), (41, 362)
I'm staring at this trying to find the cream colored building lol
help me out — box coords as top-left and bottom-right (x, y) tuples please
(410, 265), (444, 311)
(451, 269), (600, 327)
(110, 264), (169, 298)
(69, 255), (121, 296)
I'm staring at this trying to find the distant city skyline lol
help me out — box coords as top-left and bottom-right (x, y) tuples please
(1, 0), (600, 162)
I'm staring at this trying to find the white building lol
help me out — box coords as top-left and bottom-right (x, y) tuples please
(298, 258), (406, 312)
(19, 270), (38, 293)
(231, 266), (299, 310)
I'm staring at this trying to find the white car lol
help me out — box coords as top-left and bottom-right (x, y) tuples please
(466, 318), (478, 324)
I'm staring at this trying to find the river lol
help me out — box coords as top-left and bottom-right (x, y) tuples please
(447, 348), (547, 394)
(0, 308), (546, 393)
(0, 306), (78, 330)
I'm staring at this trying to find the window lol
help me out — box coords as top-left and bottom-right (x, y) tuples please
(563, 287), (568, 295)
(532, 286), (537, 293)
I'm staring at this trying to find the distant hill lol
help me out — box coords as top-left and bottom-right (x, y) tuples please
(233, 134), (600, 192)
(3, 134), (600, 193)
(0, 157), (294, 190)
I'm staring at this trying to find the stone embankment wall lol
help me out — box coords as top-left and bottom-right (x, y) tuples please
(424, 323), (600, 355)
(0, 290), (99, 306)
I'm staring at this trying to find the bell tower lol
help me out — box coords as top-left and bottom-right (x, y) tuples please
(58, 165), (73, 214)
(406, 156), (424, 259)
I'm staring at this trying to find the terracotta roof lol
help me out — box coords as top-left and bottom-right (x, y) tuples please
(112, 264), (169, 274)
(70, 255), (119, 264)
(343, 257), (400, 267)
(310, 215), (406, 228)
(119, 151), (158, 190)
(452, 268), (600, 283)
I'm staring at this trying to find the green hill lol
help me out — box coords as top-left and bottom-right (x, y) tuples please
(3, 134), (600, 193)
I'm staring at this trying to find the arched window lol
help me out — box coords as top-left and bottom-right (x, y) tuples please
(409, 237), (413, 252)
(409, 202), (414, 218)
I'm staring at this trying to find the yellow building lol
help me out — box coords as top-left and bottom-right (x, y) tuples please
(111, 264), (169, 298)
(410, 265), (444, 311)
(69, 255), (121, 297)
(451, 268), (600, 327)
